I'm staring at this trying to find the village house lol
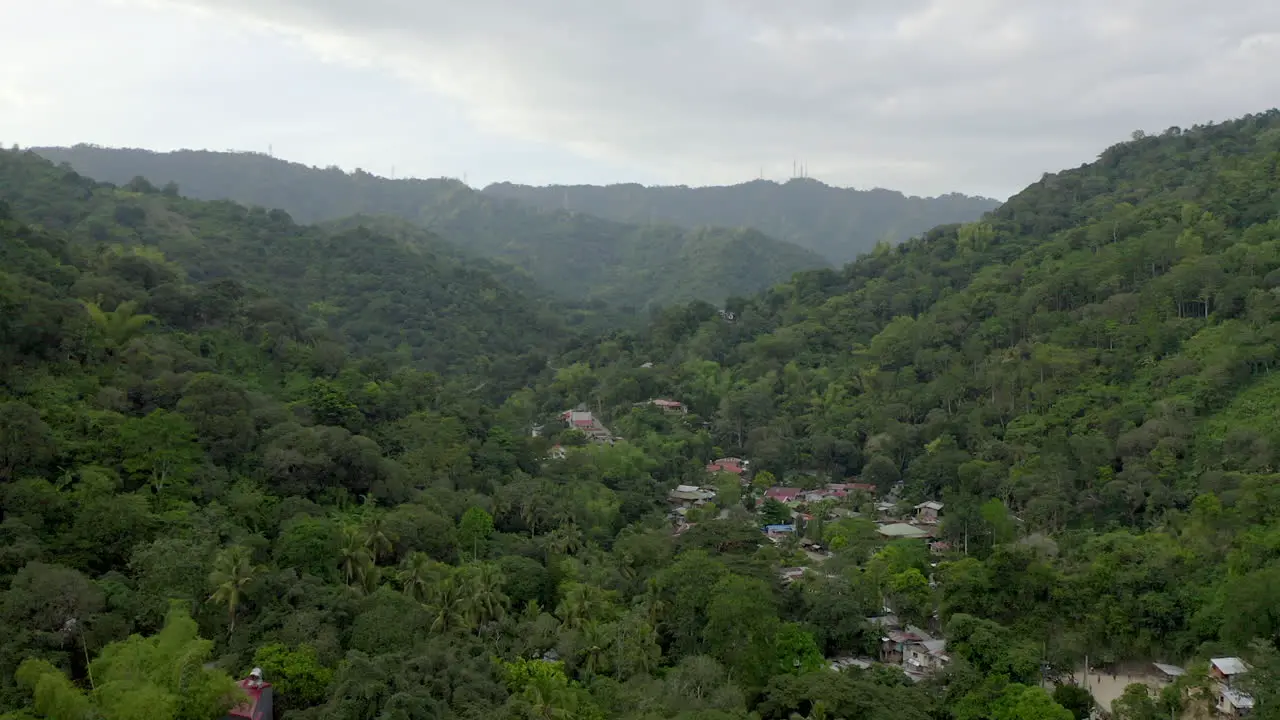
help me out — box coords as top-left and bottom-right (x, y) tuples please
(668, 484), (716, 508)
(1210, 658), (1254, 716)
(763, 524), (796, 542)
(828, 656), (875, 672)
(914, 501), (944, 524)
(880, 625), (933, 666)
(647, 398), (688, 414)
(802, 489), (831, 503)
(764, 487), (803, 504)
(876, 501), (900, 520)
(560, 410), (613, 443)
(547, 444), (567, 460)
(707, 457), (749, 476)
(779, 566), (809, 584)
(877, 523), (931, 540)
(830, 481), (878, 495)
(904, 638), (950, 677)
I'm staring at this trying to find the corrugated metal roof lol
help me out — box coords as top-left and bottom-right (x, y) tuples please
(1212, 657), (1249, 675)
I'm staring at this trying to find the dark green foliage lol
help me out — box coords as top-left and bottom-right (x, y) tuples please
(0, 148), (571, 391)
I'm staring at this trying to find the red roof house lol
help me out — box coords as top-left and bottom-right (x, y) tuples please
(764, 487), (802, 503)
(706, 458), (746, 475)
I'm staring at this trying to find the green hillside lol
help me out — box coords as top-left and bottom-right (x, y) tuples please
(31, 146), (831, 311)
(7, 109), (1280, 720)
(0, 149), (570, 391)
(484, 177), (1000, 264)
(547, 110), (1280, 660)
(0, 142), (932, 720)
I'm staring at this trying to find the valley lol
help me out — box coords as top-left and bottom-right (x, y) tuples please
(2, 108), (1280, 720)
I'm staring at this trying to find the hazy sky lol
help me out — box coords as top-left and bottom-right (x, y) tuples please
(2, 0), (1278, 198)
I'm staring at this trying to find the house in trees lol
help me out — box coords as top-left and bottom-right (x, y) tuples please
(763, 487), (802, 504)
(779, 566), (809, 583)
(879, 625), (933, 667)
(560, 410), (613, 443)
(706, 457), (748, 476)
(224, 669), (273, 720)
(646, 398), (687, 414)
(763, 524), (796, 541)
(668, 484), (715, 508)
(914, 501), (944, 524)
(547, 444), (567, 460)
(877, 523), (930, 540)
(903, 639), (950, 678)
(1210, 658), (1253, 716)
(831, 481), (878, 495)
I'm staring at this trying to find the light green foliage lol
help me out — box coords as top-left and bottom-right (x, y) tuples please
(989, 685), (1073, 720)
(82, 299), (154, 352)
(14, 602), (241, 720)
(249, 643), (333, 709)
(458, 506), (495, 559)
(117, 409), (203, 495)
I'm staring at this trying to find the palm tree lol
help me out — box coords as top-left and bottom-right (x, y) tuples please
(577, 620), (609, 679)
(520, 495), (543, 535)
(426, 577), (466, 635)
(459, 563), (509, 633)
(556, 582), (610, 631)
(83, 300), (154, 353)
(633, 577), (666, 626)
(544, 523), (583, 560)
(398, 552), (440, 603)
(208, 545), (260, 634)
(338, 525), (374, 589)
(361, 511), (395, 564)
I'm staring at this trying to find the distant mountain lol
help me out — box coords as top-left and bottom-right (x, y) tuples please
(483, 178), (1000, 264)
(32, 146), (830, 311)
(0, 148), (571, 388)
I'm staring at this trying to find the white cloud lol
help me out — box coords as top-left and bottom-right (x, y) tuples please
(5, 0), (1280, 196)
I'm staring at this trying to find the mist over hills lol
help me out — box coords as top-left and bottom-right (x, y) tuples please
(31, 146), (837, 312)
(483, 178), (999, 264)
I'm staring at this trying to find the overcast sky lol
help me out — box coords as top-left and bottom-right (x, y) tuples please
(2, 1), (1278, 199)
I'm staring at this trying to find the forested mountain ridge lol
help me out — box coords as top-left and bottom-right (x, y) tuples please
(7, 109), (1280, 720)
(31, 145), (830, 311)
(0, 143), (947, 720)
(0, 148), (571, 390)
(483, 177), (1000, 264)
(549, 110), (1280, 660)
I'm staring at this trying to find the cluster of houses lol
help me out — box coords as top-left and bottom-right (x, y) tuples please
(758, 482), (949, 553)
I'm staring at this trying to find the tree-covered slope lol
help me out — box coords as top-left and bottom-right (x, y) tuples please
(31, 146), (830, 310)
(0, 146), (941, 720)
(548, 109), (1280, 660)
(484, 177), (1000, 264)
(0, 148), (570, 389)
